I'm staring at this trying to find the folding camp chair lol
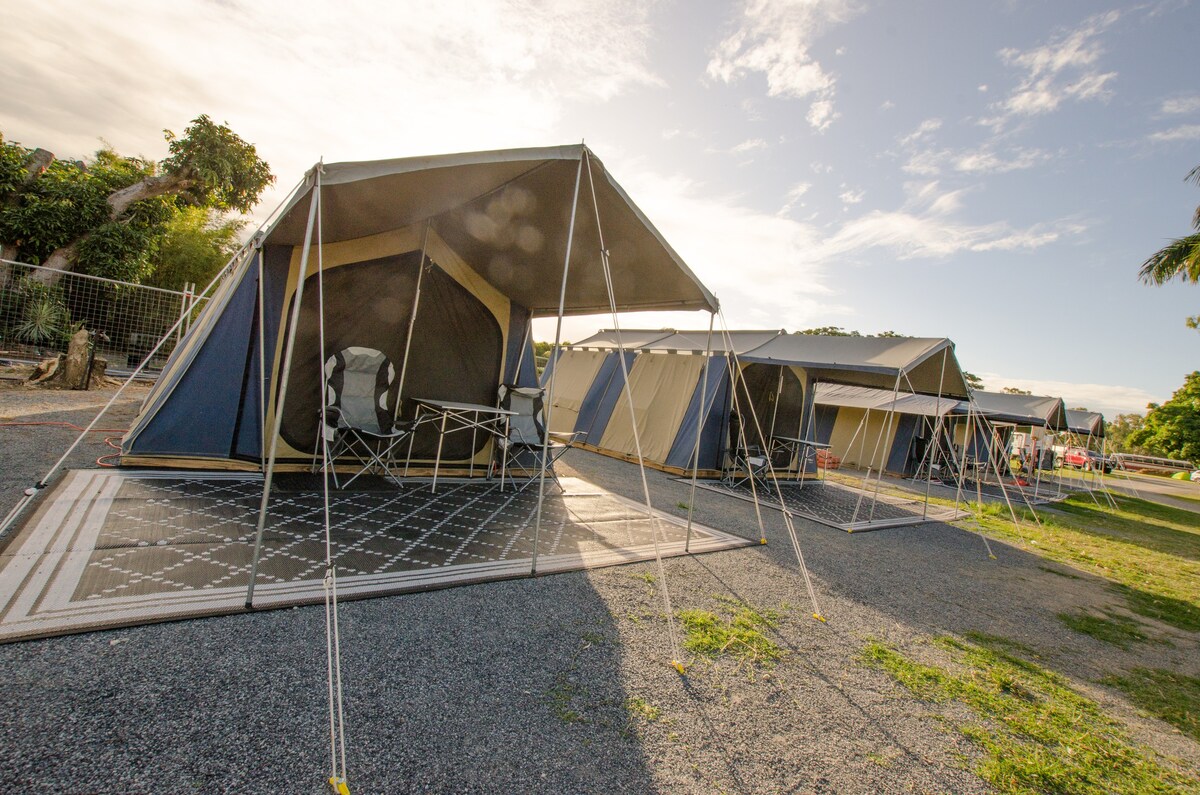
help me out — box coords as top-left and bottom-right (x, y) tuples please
(723, 411), (770, 491)
(317, 346), (413, 488)
(495, 384), (578, 491)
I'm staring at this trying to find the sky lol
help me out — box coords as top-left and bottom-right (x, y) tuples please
(1, 0), (1197, 417)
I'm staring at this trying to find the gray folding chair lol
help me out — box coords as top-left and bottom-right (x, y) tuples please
(496, 384), (578, 491)
(318, 346), (413, 488)
(723, 411), (770, 491)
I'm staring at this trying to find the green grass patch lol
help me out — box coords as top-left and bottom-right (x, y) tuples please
(1102, 668), (1200, 743)
(862, 635), (1199, 794)
(678, 603), (783, 669)
(631, 571), (656, 586)
(626, 695), (661, 722)
(1057, 610), (1152, 650)
(547, 681), (585, 723)
(960, 494), (1200, 634)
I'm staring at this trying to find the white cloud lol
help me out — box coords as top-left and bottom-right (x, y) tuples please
(806, 181), (1078, 262)
(898, 118), (942, 146)
(978, 84), (989, 93)
(902, 145), (1049, 176)
(975, 374), (1163, 416)
(0, 0), (665, 216)
(806, 99), (839, 132)
(983, 11), (1120, 129)
(731, 137), (769, 153)
(1161, 95), (1200, 115)
(613, 166), (847, 330)
(879, 99), (896, 111)
(779, 181), (811, 215)
(1148, 124), (1200, 142)
(953, 147), (1050, 174)
(838, 187), (865, 205)
(706, 0), (860, 130)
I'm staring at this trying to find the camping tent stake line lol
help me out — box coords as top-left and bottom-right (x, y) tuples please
(246, 167), (323, 608)
(530, 152), (584, 576)
(586, 150), (684, 669)
(684, 310), (716, 551)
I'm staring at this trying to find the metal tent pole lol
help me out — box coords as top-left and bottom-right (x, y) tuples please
(394, 221), (431, 427)
(529, 153), (584, 576)
(585, 149), (691, 667)
(922, 348), (950, 519)
(684, 311), (716, 551)
(246, 170), (322, 608)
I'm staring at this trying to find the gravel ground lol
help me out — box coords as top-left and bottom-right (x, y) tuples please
(0, 385), (1198, 794)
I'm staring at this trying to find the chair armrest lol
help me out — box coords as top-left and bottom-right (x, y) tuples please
(548, 431), (582, 444)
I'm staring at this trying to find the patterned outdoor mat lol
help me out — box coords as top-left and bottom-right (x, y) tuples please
(690, 477), (964, 532)
(0, 470), (752, 643)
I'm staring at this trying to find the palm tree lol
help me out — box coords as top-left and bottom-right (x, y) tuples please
(1140, 165), (1200, 287)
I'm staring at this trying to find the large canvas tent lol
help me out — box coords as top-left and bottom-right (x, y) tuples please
(951, 390), (1069, 503)
(809, 383), (959, 476)
(545, 329), (785, 473)
(735, 335), (970, 472)
(121, 146), (717, 471)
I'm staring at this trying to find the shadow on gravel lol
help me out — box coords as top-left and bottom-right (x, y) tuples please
(0, 410), (663, 793)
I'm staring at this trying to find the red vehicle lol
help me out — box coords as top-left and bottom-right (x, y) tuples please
(1061, 447), (1112, 473)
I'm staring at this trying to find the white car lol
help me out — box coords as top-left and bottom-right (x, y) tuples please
(1191, 470), (1200, 482)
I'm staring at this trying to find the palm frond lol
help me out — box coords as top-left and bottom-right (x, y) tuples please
(1187, 164), (1200, 186)
(1139, 233), (1200, 285)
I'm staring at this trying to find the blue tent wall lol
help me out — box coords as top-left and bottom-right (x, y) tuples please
(231, 246), (290, 460)
(125, 254), (261, 459)
(813, 404), (838, 445)
(664, 357), (731, 471)
(885, 413), (920, 475)
(573, 350), (636, 445)
(503, 305), (537, 387)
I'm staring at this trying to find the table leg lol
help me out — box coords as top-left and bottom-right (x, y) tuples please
(432, 412), (448, 493)
(500, 416), (509, 492)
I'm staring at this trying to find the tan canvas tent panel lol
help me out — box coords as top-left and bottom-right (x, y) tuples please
(825, 407), (902, 470)
(599, 352), (708, 463)
(545, 349), (610, 434)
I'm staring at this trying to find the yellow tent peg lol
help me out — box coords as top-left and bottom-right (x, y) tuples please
(671, 659), (686, 675)
(759, 537), (767, 545)
(812, 613), (827, 623)
(329, 776), (351, 795)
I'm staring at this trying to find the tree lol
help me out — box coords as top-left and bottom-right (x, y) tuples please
(0, 115), (272, 284)
(1105, 413), (1147, 455)
(1128, 371), (1200, 462)
(796, 326), (861, 336)
(962, 371), (985, 391)
(1139, 164), (1200, 329)
(794, 327), (909, 337)
(1001, 386), (1032, 395)
(143, 206), (245, 291)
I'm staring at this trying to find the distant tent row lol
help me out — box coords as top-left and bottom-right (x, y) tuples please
(543, 330), (971, 480)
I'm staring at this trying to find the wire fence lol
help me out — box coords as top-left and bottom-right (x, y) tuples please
(0, 259), (207, 374)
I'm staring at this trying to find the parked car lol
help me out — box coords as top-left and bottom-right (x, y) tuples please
(1061, 447), (1113, 473)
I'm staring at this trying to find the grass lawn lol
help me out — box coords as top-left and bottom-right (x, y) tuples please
(961, 494), (1200, 633)
(787, 474), (1200, 756)
(863, 633), (1200, 794)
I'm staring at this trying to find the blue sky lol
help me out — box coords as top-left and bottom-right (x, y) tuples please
(1, 0), (1197, 415)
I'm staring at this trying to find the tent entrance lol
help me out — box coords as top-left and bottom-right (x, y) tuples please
(0, 469), (752, 643)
